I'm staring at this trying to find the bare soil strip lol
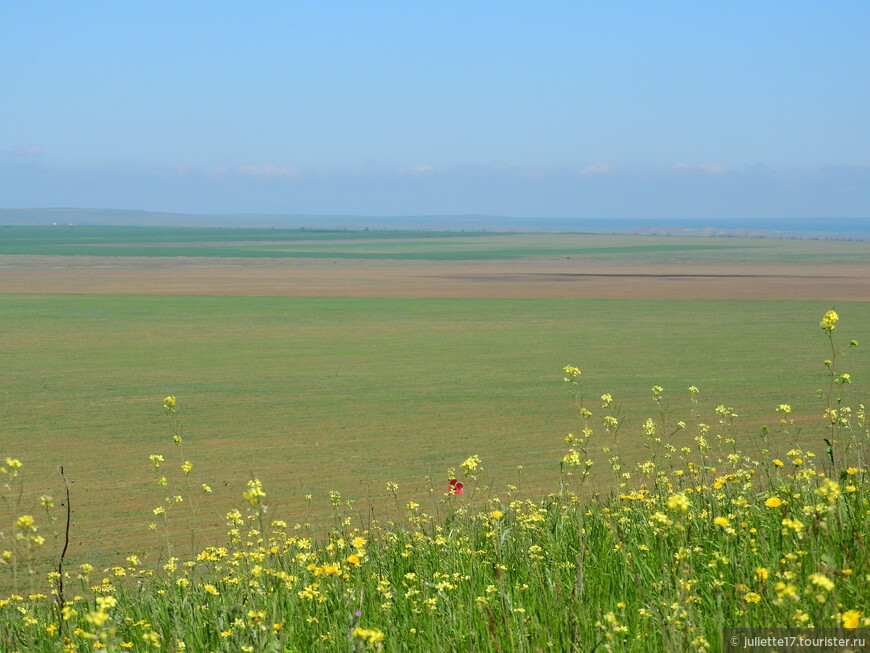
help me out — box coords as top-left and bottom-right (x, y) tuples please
(1, 255), (868, 300)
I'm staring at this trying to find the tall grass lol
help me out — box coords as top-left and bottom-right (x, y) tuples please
(1, 311), (868, 652)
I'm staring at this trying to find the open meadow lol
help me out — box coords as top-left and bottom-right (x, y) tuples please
(1, 226), (869, 650)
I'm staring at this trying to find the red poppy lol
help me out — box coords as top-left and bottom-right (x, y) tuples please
(447, 479), (464, 495)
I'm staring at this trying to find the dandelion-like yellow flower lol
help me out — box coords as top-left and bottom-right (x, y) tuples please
(713, 516), (730, 527)
(489, 510), (504, 520)
(744, 592), (761, 603)
(842, 609), (862, 629)
(808, 572), (834, 591)
(765, 497), (782, 508)
(352, 627), (385, 645)
(666, 493), (690, 513)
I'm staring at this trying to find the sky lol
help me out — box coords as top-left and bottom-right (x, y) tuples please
(2, 1), (870, 221)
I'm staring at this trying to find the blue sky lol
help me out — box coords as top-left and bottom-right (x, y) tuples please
(2, 2), (869, 220)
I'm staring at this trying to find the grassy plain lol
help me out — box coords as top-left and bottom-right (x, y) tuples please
(1, 226), (869, 562)
(2, 227), (870, 649)
(3, 224), (870, 261)
(2, 294), (869, 566)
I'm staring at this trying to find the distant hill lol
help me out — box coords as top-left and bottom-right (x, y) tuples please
(0, 208), (867, 239)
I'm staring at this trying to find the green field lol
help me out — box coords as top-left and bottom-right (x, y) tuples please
(2, 225), (870, 261)
(2, 294), (868, 565)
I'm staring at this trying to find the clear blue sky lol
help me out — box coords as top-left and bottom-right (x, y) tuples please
(2, 1), (869, 220)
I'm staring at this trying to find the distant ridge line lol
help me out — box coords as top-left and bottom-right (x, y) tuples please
(0, 208), (868, 240)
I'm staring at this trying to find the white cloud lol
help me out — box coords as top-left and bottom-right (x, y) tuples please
(237, 163), (301, 179)
(400, 164), (436, 175)
(5, 145), (45, 157)
(579, 162), (612, 175)
(673, 162), (728, 175)
(204, 165), (230, 176)
(514, 168), (546, 179)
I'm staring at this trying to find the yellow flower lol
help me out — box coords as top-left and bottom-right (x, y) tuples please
(346, 554), (361, 567)
(773, 459), (784, 467)
(713, 517), (730, 527)
(243, 479), (267, 505)
(562, 365), (582, 381)
(820, 310), (839, 332)
(842, 609), (862, 629)
(352, 627), (385, 645)
(163, 395), (176, 408)
(744, 592), (761, 603)
(489, 510), (504, 520)
(351, 537), (367, 549)
(666, 493), (690, 513)
(781, 517), (804, 533)
(808, 572), (834, 591)
(461, 455), (482, 472)
(765, 497), (783, 508)
(755, 567), (769, 581)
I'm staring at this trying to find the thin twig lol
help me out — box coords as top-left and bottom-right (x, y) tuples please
(55, 465), (71, 636)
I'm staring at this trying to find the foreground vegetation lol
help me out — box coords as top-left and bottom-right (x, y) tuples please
(5, 295), (869, 562)
(2, 310), (869, 651)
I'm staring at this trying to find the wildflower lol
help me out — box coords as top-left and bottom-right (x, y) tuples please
(765, 497), (782, 508)
(243, 479), (266, 505)
(351, 536), (367, 549)
(776, 404), (792, 414)
(666, 493), (690, 513)
(713, 516), (730, 527)
(460, 455), (481, 472)
(744, 592), (761, 603)
(773, 459), (784, 467)
(352, 626), (385, 646)
(163, 395), (176, 409)
(781, 517), (804, 533)
(181, 460), (193, 474)
(820, 310), (839, 332)
(842, 610), (862, 629)
(756, 567), (769, 581)
(808, 573), (834, 591)
(562, 365), (581, 381)
(447, 479), (464, 495)
(489, 510), (504, 520)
